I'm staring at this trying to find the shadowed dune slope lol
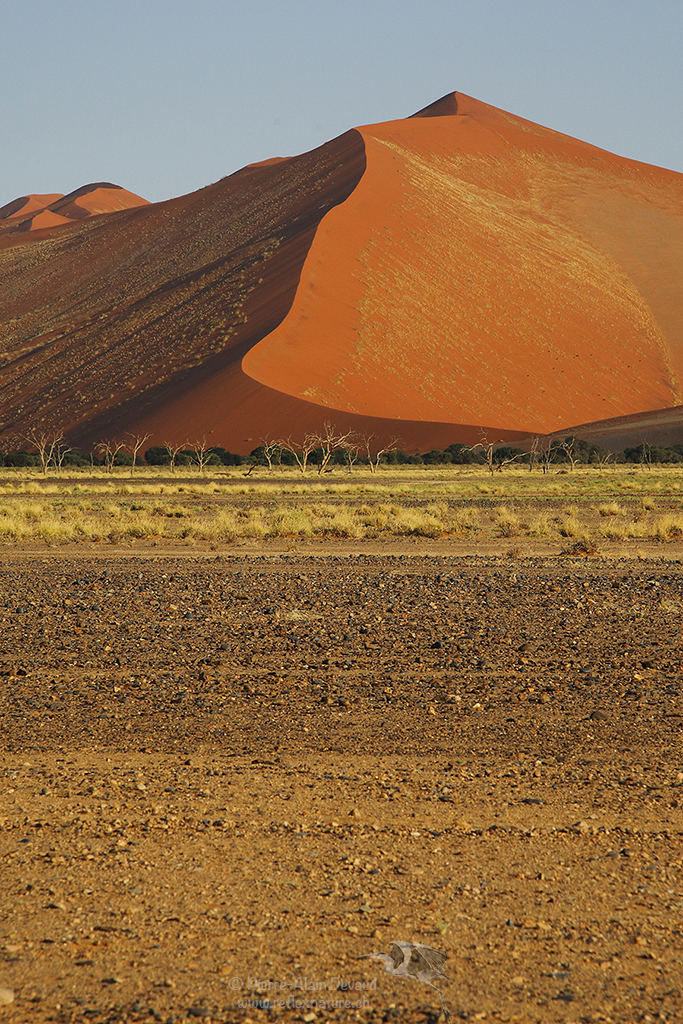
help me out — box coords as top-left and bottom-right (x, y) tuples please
(1, 92), (683, 454)
(0, 133), (369, 451)
(551, 404), (683, 452)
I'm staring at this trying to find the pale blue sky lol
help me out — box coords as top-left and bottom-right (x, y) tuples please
(2, 0), (682, 206)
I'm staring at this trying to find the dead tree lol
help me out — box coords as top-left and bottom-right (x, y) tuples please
(126, 432), (151, 473)
(559, 437), (578, 471)
(163, 441), (186, 474)
(495, 448), (526, 472)
(362, 434), (401, 473)
(53, 439), (72, 471)
(278, 434), (319, 475)
(538, 437), (561, 475)
(361, 434), (377, 472)
(25, 430), (63, 475)
(259, 438), (281, 472)
(342, 434), (362, 473)
(528, 436), (540, 473)
(313, 422), (358, 475)
(596, 450), (615, 473)
(464, 434), (502, 476)
(640, 440), (653, 471)
(190, 437), (212, 474)
(96, 438), (126, 473)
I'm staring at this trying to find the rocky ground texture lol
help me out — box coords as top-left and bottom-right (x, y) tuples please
(1, 551), (683, 1024)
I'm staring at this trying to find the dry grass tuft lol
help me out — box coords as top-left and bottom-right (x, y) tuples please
(558, 516), (582, 538)
(524, 513), (551, 536)
(597, 501), (622, 517)
(561, 535), (601, 557)
(494, 505), (520, 537)
(653, 515), (683, 542)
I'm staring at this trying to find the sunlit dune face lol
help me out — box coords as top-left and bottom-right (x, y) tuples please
(52, 186), (150, 220)
(0, 194), (63, 221)
(0, 184), (149, 236)
(243, 93), (683, 435)
(21, 209), (72, 231)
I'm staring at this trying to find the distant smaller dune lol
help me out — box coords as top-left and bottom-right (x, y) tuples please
(0, 193), (63, 221)
(0, 183), (148, 237)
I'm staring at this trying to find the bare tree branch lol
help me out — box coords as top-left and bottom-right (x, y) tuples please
(463, 433), (503, 476)
(190, 437), (212, 474)
(559, 437), (578, 471)
(259, 437), (282, 472)
(310, 422), (358, 475)
(360, 434), (401, 473)
(528, 436), (540, 473)
(277, 434), (319, 475)
(596, 449), (615, 472)
(537, 437), (562, 475)
(24, 430), (64, 476)
(96, 438), (126, 474)
(163, 441), (186, 475)
(126, 432), (151, 473)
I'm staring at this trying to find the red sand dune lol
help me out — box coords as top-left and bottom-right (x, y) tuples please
(244, 93), (683, 437)
(0, 183), (148, 239)
(1, 93), (682, 455)
(0, 193), (63, 221)
(548, 404), (683, 452)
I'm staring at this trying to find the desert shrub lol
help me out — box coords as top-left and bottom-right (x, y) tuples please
(558, 516), (582, 537)
(392, 508), (442, 537)
(494, 505), (520, 536)
(524, 514), (550, 536)
(562, 535), (601, 556)
(1, 451), (40, 467)
(61, 450), (91, 467)
(445, 443), (484, 465)
(313, 510), (362, 538)
(248, 446), (270, 466)
(624, 444), (683, 464)
(380, 450), (410, 465)
(145, 446), (170, 466)
(450, 508), (479, 533)
(421, 449), (450, 465)
(267, 510), (314, 537)
(654, 515), (683, 541)
(211, 447), (244, 466)
(599, 522), (626, 541)
(597, 502), (622, 517)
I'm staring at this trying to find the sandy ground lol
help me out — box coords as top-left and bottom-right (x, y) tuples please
(1, 546), (683, 1023)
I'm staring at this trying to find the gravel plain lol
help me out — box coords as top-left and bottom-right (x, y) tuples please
(1, 548), (683, 1024)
